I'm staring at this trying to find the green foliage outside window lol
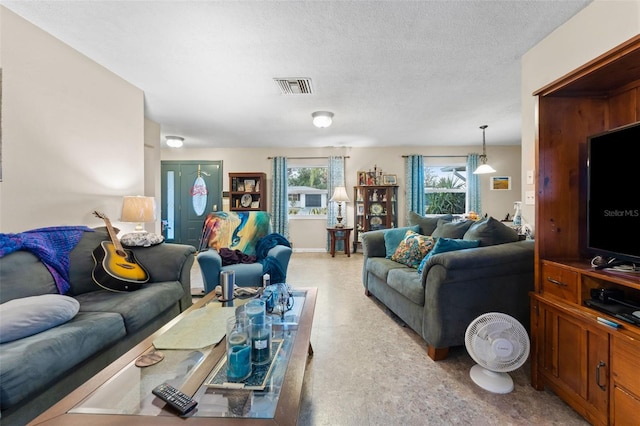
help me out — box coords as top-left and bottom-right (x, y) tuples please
(425, 175), (466, 215)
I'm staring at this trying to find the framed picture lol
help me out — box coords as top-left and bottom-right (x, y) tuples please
(236, 182), (245, 192)
(357, 171), (368, 186)
(244, 179), (256, 192)
(382, 174), (397, 185)
(491, 176), (511, 190)
(357, 204), (365, 215)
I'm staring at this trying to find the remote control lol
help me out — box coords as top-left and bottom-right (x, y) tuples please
(152, 383), (198, 415)
(615, 312), (640, 326)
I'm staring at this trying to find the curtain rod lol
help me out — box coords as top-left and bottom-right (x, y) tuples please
(267, 156), (350, 159)
(402, 155), (468, 158)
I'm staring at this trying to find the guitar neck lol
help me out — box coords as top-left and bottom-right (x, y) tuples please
(103, 217), (125, 254)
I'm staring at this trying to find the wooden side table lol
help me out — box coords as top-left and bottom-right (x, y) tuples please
(327, 227), (353, 257)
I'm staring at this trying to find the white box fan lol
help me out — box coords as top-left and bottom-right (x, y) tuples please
(464, 312), (530, 394)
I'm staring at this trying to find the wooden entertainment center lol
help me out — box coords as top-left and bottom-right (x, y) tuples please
(531, 35), (640, 425)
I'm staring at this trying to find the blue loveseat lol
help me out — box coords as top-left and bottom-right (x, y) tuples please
(362, 214), (534, 361)
(0, 227), (196, 425)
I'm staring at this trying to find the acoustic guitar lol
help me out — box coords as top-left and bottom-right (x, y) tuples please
(92, 211), (150, 292)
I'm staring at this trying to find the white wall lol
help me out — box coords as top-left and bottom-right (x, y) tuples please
(521, 0), (640, 234)
(162, 144), (521, 250)
(0, 7), (147, 233)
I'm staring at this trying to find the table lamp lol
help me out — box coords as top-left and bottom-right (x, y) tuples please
(330, 186), (350, 228)
(121, 196), (156, 233)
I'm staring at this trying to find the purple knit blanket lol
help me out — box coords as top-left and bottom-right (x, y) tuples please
(0, 226), (94, 294)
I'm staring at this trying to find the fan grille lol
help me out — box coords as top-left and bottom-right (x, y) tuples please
(465, 312), (530, 372)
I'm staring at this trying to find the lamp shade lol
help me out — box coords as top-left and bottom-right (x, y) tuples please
(330, 186), (350, 203)
(121, 196), (156, 231)
(312, 111), (334, 128)
(473, 163), (497, 174)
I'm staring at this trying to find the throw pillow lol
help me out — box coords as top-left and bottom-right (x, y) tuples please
(432, 219), (474, 239)
(463, 216), (519, 246)
(383, 225), (420, 258)
(121, 232), (165, 247)
(391, 230), (435, 269)
(417, 238), (480, 273)
(0, 294), (80, 343)
(408, 212), (454, 236)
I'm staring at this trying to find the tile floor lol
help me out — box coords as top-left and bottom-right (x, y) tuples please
(191, 252), (588, 425)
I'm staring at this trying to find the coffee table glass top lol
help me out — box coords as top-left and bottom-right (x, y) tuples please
(69, 289), (310, 419)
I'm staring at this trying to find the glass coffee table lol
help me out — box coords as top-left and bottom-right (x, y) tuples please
(31, 287), (316, 425)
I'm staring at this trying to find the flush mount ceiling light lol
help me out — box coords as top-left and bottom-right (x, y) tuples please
(312, 111), (334, 128)
(473, 125), (496, 174)
(165, 135), (184, 148)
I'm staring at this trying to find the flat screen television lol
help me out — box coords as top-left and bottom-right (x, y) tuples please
(587, 121), (640, 266)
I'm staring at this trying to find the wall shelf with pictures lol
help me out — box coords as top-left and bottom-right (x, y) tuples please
(353, 185), (398, 253)
(229, 172), (267, 211)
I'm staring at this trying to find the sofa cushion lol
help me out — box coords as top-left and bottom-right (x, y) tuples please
(390, 230), (435, 269)
(68, 227), (113, 296)
(408, 212), (453, 235)
(432, 219), (474, 239)
(387, 268), (425, 305)
(463, 216), (519, 246)
(383, 226), (420, 258)
(418, 237), (481, 273)
(0, 295), (80, 343)
(366, 257), (409, 282)
(0, 311), (126, 409)
(75, 281), (184, 333)
(0, 251), (58, 304)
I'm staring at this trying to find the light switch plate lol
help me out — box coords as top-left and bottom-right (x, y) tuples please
(525, 191), (535, 205)
(526, 170), (534, 185)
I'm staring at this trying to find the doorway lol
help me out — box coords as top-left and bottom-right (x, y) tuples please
(161, 161), (223, 248)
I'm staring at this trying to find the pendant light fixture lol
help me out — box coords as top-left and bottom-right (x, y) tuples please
(473, 125), (496, 174)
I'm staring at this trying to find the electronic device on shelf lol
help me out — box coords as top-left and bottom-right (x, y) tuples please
(586, 121), (640, 266)
(585, 289), (640, 326)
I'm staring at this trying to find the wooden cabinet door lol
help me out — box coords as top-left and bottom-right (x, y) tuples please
(538, 301), (609, 425)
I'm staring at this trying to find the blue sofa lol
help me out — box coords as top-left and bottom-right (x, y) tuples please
(0, 227), (196, 425)
(362, 215), (534, 361)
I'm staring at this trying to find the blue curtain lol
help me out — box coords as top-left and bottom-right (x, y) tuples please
(271, 157), (289, 238)
(327, 156), (346, 251)
(467, 154), (481, 214)
(404, 155), (425, 219)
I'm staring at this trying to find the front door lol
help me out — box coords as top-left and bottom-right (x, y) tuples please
(161, 161), (223, 248)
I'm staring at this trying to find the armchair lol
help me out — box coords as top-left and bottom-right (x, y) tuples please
(197, 212), (292, 294)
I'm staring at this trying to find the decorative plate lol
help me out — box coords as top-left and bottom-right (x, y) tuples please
(370, 203), (383, 215)
(370, 216), (383, 226)
(241, 194), (253, 208)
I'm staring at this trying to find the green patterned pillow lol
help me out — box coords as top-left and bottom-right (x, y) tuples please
(391, 230), (435, 269)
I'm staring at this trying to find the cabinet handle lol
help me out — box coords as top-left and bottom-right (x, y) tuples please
(546, 277), (567, 287)
(595, 361), (606, 391)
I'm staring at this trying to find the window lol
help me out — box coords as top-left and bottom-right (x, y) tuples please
(288, 166), (328, 217)
(424, 164), (467, 215)
(305, 194), (322, 207)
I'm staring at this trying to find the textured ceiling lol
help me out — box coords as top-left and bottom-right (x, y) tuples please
(2, 1), (591, 149)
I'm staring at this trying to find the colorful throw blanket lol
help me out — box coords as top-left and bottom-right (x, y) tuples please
(0, 226), (93, 294)
(199, 211), (271, 255)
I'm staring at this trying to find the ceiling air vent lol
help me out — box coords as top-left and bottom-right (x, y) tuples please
(274, 78), (313, 95)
